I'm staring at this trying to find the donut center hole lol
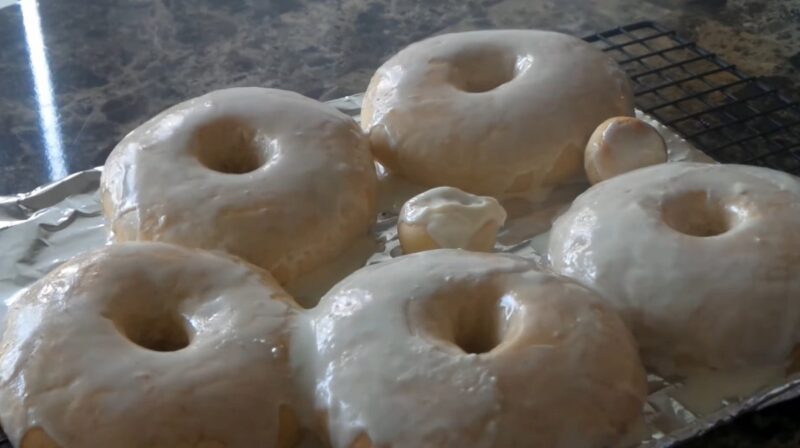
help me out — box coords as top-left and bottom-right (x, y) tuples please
(112, 310), (192, 352)
(189, 118), (268, 174)
(21, 428), (58, 448)
(454, 315), (502, 354)
(450, 293), (518, 355)
(661, 191), (737, 237)
(448, 46), (519, 93)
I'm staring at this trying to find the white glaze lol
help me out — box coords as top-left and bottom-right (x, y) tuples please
(0, 242), (304, 447)
(673, 366), (787, 415)
(361, 30), (634, 195)
(584, 116), (667, 184)
(296, 250), (647, 448)
(281, 106), (710, 297)
(0, 86), (732, 448)
(548, 162), (800, 375)
(284, 234), (378, 309)
(101, 87), (377, 284)
(399, 186), (507, 249)
(366, 111), (709, 265)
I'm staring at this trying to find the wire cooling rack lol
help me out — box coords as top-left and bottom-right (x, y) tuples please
(1, 21), (799, 448)
(585, 21), (800, 173)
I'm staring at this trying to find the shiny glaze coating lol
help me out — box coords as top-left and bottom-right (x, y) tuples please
(398, 186), (506, 253)
(0, 242), (302, 448)
(101, 87), (377, 284)
(361, 30), (634, 195)
(584, 116), (667, 184)
(549, 162), (800, 375)
(297, 249), (647, 448)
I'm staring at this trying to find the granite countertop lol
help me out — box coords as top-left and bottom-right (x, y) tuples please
(2, 0), (799, 195)
(1, 0), (799, 446)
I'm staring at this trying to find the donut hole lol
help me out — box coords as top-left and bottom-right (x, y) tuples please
(277, 405), (301, 448)
(418, 288), (520, 355)
(113, 311), (192, 352)
(189, 118), (268, 174)
(453, 311), (503, 355)
(453, 292), (520, 354)
(20, 428), (59, 448)
(661, 191), (738, 237)
(350, 433), (374, 448)
(447, 46), (518, 93)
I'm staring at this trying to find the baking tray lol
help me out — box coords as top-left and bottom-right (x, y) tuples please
(1, 21), (800, 448)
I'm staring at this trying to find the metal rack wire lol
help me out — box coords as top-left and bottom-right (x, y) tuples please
(585, 21), (800, 173)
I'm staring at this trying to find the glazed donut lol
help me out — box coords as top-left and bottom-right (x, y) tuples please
(548, 162), (800, 375)
(0, 242), (303, 448)
(361, 30), (633, 195)
(584, 116), (667, 184)
(299, 250), (647, 448)
(398, 186), (507, 253)
(101, 87), (377, 284)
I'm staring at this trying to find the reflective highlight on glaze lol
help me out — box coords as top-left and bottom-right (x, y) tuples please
(0, 242), (303, 448)
(548, 162), (800, 375)
(100, 87), (378, 284)
(361, 30), (634, 195)
(399, 186), (507, 249)
(296, 250), (647, 448)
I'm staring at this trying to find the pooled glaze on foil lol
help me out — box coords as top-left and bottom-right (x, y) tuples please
(0, 94), (798, 447)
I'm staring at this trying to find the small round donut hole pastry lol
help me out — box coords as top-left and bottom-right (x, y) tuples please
(584, 116), (667, 184)
(361, 30), (634, 195)
(549, 162), (800, 376)
(303, 250), (647, 448)
(398, 186), (507, 254)
(101, 87), (377, 284)
(0, 243), (305, 448)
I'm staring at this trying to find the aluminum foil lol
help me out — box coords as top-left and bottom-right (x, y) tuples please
(1, 94), (799, 447)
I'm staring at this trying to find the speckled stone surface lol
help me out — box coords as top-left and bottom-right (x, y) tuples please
(0, 0), (799, 446)
(1, 0), (799, 194)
